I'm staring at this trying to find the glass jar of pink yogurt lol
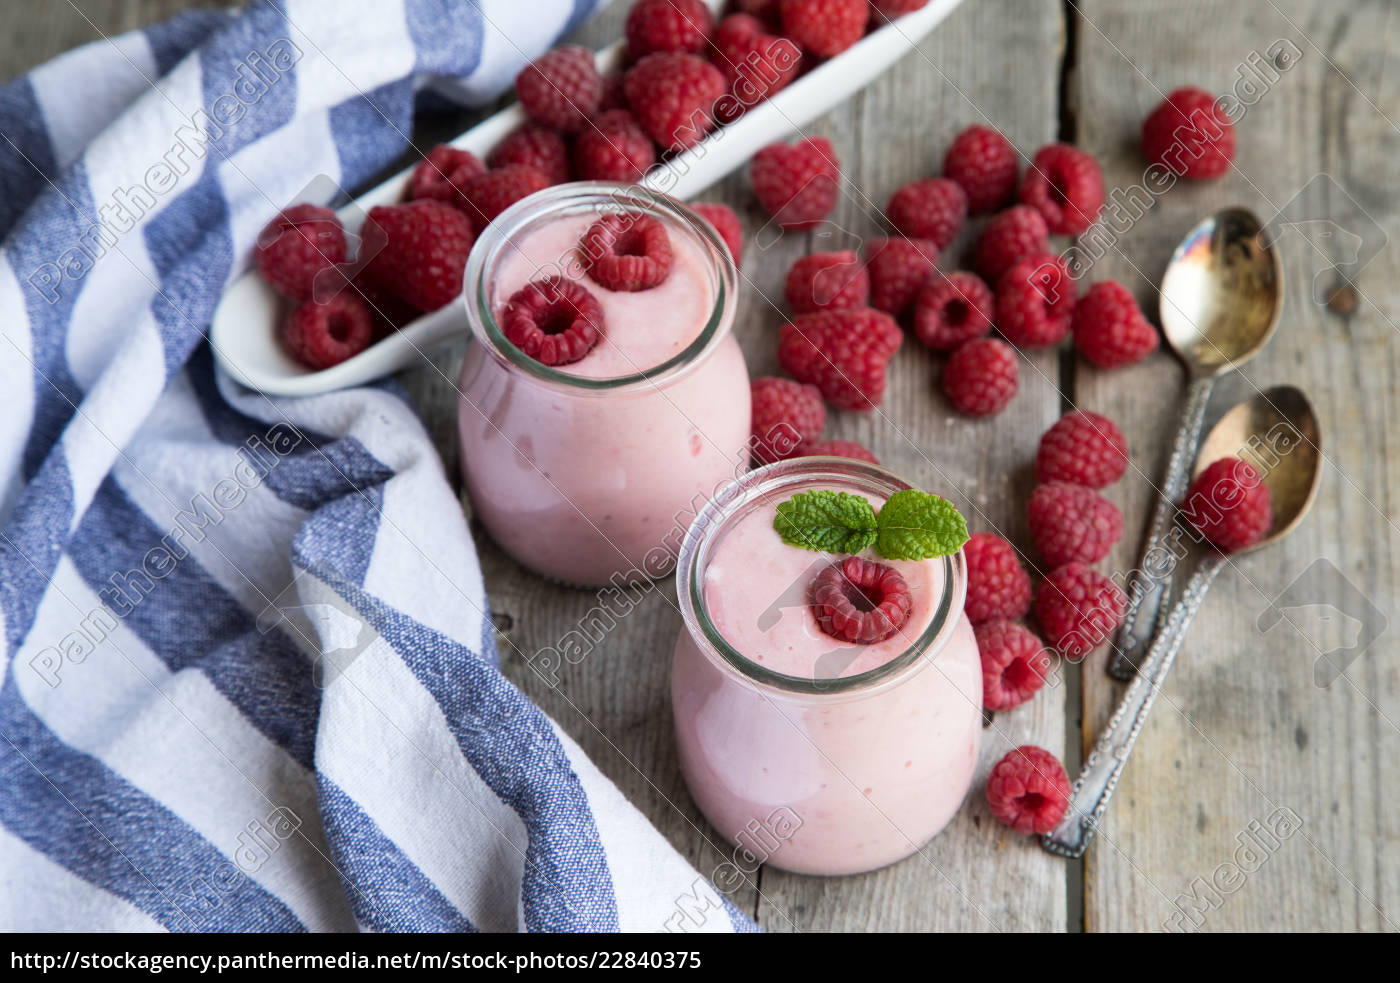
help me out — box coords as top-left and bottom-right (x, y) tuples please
(672, 458), (983, 876)
(458, 183), (750, 587)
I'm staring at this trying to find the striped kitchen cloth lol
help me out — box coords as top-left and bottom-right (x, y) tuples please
(0, 0), (755, 933)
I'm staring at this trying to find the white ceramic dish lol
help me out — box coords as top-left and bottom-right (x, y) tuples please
(210, 0), (965, 396)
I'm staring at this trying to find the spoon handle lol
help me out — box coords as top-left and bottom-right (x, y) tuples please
(1108, 374), (1215, 680)
(1042, 553), (1226, 859)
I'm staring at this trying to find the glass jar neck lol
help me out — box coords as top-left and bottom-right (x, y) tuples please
(676, 458), (967, 700)
(462, 181), (737, 396)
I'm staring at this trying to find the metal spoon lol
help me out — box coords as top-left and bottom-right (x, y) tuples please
(1044, 385), (1321, 858)
(1108, 208), (1284, 680)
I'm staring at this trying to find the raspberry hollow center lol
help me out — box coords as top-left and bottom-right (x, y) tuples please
(809, 556), (914, 646)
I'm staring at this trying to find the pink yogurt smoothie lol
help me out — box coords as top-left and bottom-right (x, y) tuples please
(458, 188), (750, 587)
(672, 478), (982, 876)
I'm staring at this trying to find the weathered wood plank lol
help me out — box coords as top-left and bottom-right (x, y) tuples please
(1073, 0), (1399, 932)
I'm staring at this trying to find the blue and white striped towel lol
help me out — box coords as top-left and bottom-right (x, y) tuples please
(0, 0), (755, 933)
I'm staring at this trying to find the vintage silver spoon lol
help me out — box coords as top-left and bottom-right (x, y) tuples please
(1044, 385), (1321, 858)
(1109, 208), (1284, 680)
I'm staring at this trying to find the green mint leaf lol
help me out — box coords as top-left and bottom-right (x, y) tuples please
(773, 490), (878, 555)
(874, 489), (969, 560)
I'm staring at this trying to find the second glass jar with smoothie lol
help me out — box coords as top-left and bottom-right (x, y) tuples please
(458, 183), (750, 587)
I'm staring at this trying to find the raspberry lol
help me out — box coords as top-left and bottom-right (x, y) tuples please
(864, 237), (938, 316)
(810, 556), (913, 644)
(976, 620), (1053, 711)
(795, 438), (878, 464)
(409, 145), (486, 204)
(572, 109), (655, 183)
(784, 250), (870, 314)
(886, 178), (966, 250)
(690, 202), (744, 269)
(515, 45), (601, 132)
(870, 0), (930, 17)
(913, 270), (994, 351)
(973, 205), (1049, 284)
(346, 271), (417, 339)
(1019, 143), (1104, 235)
(750, 376), (826, 464)
(1035, 410), (1129, 489)
(1181, 456), (1273, 552)
(1028, 482), (1123, 567)
(626, 0), (713, 58)
(735, 0), (782, 30)
(623, 52), (726, 151)
(361, 200), (475, 312)
(751, 137), (840, 229)
(1035, 562), (1126, 661)
(1072, 280), (1160, 369)
(986, 745), (1071, 835)
(488, 124), (570, 185)
(943, 125), (1018, 214)
(995, 255), (1075, 348)
(280, 293), (372, 370)
(710, 14), (802, 120)
(778, 307), (902, 410)
(597, 73), (628, 112)
(1142, 86), (1235, 180)
(499, 277), (603, 366)
(457, 165), (550, 232)
(962, 532), (1032, 624)
(779, 0), (867, 58)
(580, 212), (674, 292)
(942, 337), (1018, 417)
(254, 204), (347, 302)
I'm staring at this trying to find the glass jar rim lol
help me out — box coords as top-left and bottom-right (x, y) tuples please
(462, 181), (737, 396)
(676, 457), (968, 699)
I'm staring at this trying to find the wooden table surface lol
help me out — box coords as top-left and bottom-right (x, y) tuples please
(10, 0), (1396, 932)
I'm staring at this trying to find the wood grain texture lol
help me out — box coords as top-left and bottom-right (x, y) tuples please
(1072, 0), (1399, 933)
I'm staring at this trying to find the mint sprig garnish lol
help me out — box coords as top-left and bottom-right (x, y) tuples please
(773, 488), (968, 561)
(774, 490), (878, 554)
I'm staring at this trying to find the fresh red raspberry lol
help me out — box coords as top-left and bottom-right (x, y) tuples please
(280, 292), (373, 370)
(515, 45), (601, 133)
(913, 270), (994, 351)
(784, 250), (870, 314)
(1181, 456), (1273, 552)
(408, 145), (486, 204)
(580, 213), (674, 292)
(779, 0), (867, 58)
(1035, 562), (1126, 661)
(942, 125), (1018, 214)
(995, 255), (1075, 348)
(457, 165), (549, 232)
(750, 376), (826, 463)
(1036, 410), (1129, 489)
(942, 337), (1017, 417)
(794, 438), (878, 464)
(623, 51), (726, 151)
(597, 73), (629, 112)
(778, 307), (902, 410)
(986, 745), (1071, 835)
(810, 556), (913, 644)
(870, 0), (930, 17)
(572, 109), (656, 183)
(254, 204), (347, 302)
(710, 14), (802, 121)
(863, 236), (938, 316)
(345, 271), (417, 339)
(690, 202), (744, 269)
(488, 124), (571, 185)
(1142, 86), (1235, 180)
(751, 137), (840, 229)
(886, 178), (966, 250)
(963, 532), (1032, 624)
(360, 200), (475, 312)
(499, 276), (603, 366)
(976, 620), (1053, 711)
(1019, 143), (1104, 235)
(973, 205), (1049, 284)
(1028, 481), (1123, 567)
(626, 0), (713, 58)
(1072, 280), (1160, 369)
